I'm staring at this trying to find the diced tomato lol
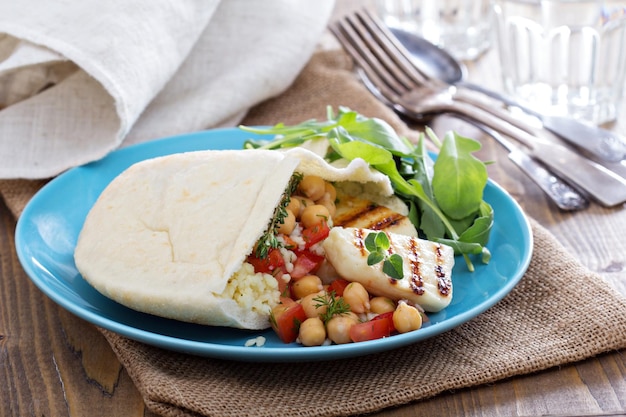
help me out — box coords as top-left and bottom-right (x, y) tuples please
(271, 302), (308, 343)
(279, 296), (297, 307)
(275, 274), (291, 298)
(301, 222), (330, 249)
(290, 250), (325, 279)
(349, 317), (392, 342)
(371, 311), (396, 334)
(328, 278), (350, 296)
(247, 248), (284, 274)
(282, 235), (298, 250)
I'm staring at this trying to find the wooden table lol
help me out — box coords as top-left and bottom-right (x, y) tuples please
(2, 2), (626, 416)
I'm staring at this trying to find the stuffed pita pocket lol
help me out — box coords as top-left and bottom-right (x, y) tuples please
(74, 148), (402, 329)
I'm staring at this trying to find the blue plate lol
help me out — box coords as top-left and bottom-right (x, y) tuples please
(15, 128), (533, 362)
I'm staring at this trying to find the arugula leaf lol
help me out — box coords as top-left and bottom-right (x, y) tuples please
(433, 131), (488, 220)
(239, 106), (493, 271)
(332, 108), (414, 156)
(458, 201), (494, 248)
(328, 131), (395, 166)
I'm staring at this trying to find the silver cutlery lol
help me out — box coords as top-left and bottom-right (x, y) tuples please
(357, 68), (589, 210)
(467, 123), (590, 211)
(330, 9), (626, 207)
(389, 26), (626, 163)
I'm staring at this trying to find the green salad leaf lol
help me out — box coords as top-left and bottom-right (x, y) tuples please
(240, 106), (493, 271)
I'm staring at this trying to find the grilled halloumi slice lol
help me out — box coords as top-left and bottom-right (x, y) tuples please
(323, 227), (454, 312)
(333, 186), (417, 237)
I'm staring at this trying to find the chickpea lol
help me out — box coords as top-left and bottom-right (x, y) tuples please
(392, 301), (423, 333)
(345, 311), (360, 321)
(316, 193), (337, 218)
(300, 291), (328, 318)
(276, 209), (296, 235)
(324, 182), (337, 202)
(326, 313), (359, 344)
(291, 275), (323, 299)
(285, 198), (301, 218)
(342, 282), (370, 314)
(298, 175), (326, 201)
(300, 204), (331, 229)
(298, 317), (326, 346)
(293, 196), (314, 218)
(370, 296), (396, 314)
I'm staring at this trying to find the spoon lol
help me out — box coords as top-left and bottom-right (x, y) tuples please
(389, 27), (626, 164)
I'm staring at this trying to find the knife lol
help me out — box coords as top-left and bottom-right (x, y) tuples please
(457, 83), (626, 163)
(447, 99), (626, 207)
(472, 123), (589, 211)
(355, 67), (619, 207)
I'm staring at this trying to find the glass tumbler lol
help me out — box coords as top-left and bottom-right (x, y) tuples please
(493, 0), (626, 125)
(377, 0), (493, 61)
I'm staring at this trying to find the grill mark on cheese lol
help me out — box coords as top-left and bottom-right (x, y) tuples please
(406, 236), (425, 295)
(387, 234), (451, 298)
(334, 200), (406, 231)
(353, 228), (366, 256)
(435, 244), (452, 296)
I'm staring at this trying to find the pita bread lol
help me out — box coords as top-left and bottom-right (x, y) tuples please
(74, 148), (393, 329)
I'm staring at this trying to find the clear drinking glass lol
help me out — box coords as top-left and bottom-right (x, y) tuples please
(493, 0), (626, 125)
(377, 0), (493, 61)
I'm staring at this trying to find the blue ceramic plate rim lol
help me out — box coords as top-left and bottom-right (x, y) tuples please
(16, 128), (533, 362)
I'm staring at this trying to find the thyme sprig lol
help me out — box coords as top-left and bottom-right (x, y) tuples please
(254, 172), (303, 259)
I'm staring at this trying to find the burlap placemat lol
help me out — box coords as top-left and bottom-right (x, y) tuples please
(98, 219), (626, 417)
(3, 50), (626, 417)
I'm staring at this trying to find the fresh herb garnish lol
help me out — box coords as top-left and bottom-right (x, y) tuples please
(314, 291), (351, 324)
(364, 232), (404, 280)
(254, 172), (303, 259)
(241, 106), (493, 271)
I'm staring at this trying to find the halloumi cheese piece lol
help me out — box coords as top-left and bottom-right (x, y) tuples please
(333, 193), (417, 237)
(323, 227), (454, 312)
(333, 181), (417, 237)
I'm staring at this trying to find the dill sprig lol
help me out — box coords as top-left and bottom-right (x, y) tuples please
(314, 291), (351, 324)
(254, 172), (303, 259)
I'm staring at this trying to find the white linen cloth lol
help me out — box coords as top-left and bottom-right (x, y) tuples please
(0, 0), (335, 179)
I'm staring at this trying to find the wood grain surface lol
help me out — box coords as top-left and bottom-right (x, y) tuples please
(2, 1), (626, 416)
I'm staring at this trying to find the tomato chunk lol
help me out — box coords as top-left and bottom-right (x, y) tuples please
(301, 222), (330, 248)
(282, 235), (298, 250)
(275, 274), (291, 298)
(290, 250), (324, 279)
(328, 278), (350, 296)
(247, 248), (284, 274)
(271, 303), (308, 343)
(371, 312), (396, 334)
(349, 317), (392, 342)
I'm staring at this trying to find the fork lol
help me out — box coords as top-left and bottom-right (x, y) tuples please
(329, 9), (626, 207)
(357, 66), (589, 211)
